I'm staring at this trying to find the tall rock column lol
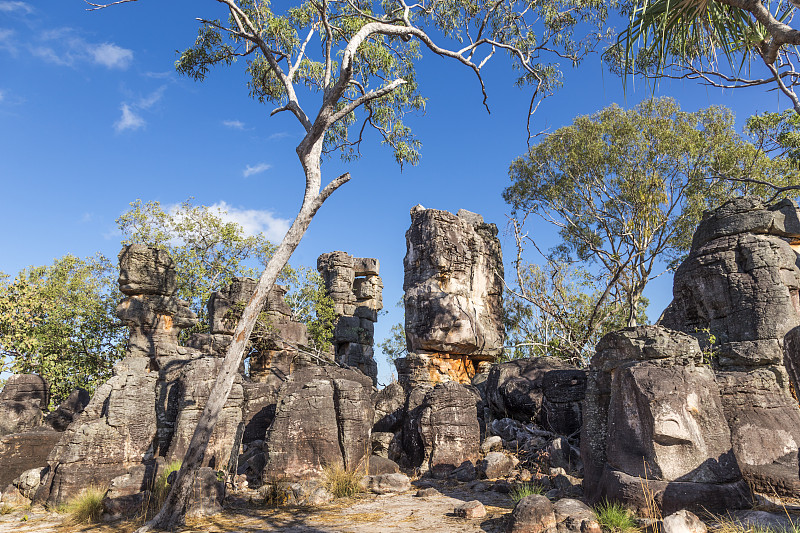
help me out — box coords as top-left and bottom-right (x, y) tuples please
(398, 206), (504, 385)
(317, 251), (383, 383)
(662, 197), (800, 496)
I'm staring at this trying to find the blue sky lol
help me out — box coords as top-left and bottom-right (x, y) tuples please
(0, 1), (793, 384)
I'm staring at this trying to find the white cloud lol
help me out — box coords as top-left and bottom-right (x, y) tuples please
(209, 202), (290, 241)
(114, 104), (145, 132)
(0, 28), (17, 55)
(243, 162), (271, 178)
(0, 2), (32, 14)
(268, 131), (290, 141)
(223, 120), (245, 130)
(28, 28), (133, 70)
(137, 85), (165, 109)
(90, 42), (133, 69)
(0, 90), (4, 102)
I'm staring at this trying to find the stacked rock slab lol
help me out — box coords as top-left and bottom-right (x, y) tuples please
(398, 206), (504, 386)
(35, 245), (242, 505)
(204, 276), (314, 444)
(581, 326), (752, 514)
(317, 251), (383, 384)
(661, 197), (800, 496)
(0, 375), (59, 490)
(263, 365), (374, 480)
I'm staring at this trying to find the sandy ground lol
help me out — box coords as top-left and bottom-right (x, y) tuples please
(0, 480), (515, 533)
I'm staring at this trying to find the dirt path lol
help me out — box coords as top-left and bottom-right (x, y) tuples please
(0, 481), (515, 533)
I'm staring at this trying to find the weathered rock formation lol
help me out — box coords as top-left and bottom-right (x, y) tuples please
(34, 244), (246, 506)
(263, 366), (374, 480)
(582, 326), (752, 514)
(318, 251), (383, 383)
(662, 197), (800, 496)
(398, 206), (504, 385)
(484, 358), (585, 436)
(0, 374), (50, 436)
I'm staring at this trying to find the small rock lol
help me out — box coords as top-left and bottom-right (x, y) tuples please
(449, 461), (477, 482)
(467, 480), (491, 492)
(554, 498), (600, 533)
(455, 500), (486, 519)
(360, 473), (411, 494)
(491, 479), (512, 493)
(545, 488), (559, 500)
(552, 473), (582, 497)
(507, 494), (556, 533)
(481, 451), (519, 479)
(481, 435), (503, 454)
(415, 487), (440, 497)
(662, 510), (707, 533)
(368, 455), (401, 475)
(518, 469), (533, 482)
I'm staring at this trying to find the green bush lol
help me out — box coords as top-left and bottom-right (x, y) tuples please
(509, 481), (545, 503)
(594, 500), (638, 533)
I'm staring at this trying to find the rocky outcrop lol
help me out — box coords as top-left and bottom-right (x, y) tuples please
(398, 206), (504, 386)
(485, 358), (585, 436)
(0, 374), (49, 436)
(318, 251), (383, 383)
(417, 382), (481, 477)
(662, 197), (800, 496)
(263, 366), (374, 480)
(582, 326), (752, 514)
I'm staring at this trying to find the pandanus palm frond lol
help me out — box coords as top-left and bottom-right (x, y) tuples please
(616, 0), (789, 76)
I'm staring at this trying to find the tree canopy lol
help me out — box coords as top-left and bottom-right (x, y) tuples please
(503, 97), (800, 362)
(0, 254), (125, 406)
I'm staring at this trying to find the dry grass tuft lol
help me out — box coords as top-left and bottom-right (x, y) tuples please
(322, 465), (362, 499)
(65, 486), (106, 524)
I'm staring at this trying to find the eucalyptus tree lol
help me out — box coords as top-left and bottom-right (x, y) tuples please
(613, 0), (800, 114)
(87, 0), (614, 529)
(504, 98), (800, 354)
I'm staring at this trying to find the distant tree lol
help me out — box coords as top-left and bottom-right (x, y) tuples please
(87, 0), (618, 528)
(612, 0), (800, 114)
(378, 298), (406, 366)
(504, 98), (800, 350)
(0, 255), (125, 406)
(117, 199), (335, 350)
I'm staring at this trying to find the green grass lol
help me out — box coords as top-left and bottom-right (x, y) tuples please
(595, 500), (638, 533)
(145, 460), (182, 516)
(65, 486), (106, 524)
(323, 465), (362, 498)
(509, 481), (545, 503)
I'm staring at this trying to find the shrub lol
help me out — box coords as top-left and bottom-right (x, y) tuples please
(509, 481), (545, 503)
(594, 500), (638, 533)
(323, 465), (362, 499)
(66, 486), (106, 524)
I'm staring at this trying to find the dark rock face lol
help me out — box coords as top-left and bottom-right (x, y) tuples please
(263, 366), (374, 480)
(318, 251), (383, 383)
(582, 326), (752, 514)
(417, 382), (481, 477)
(43, 388), (90, 432)
(0, 375), (49, 436)
(662, 197), (800, 495)
(400, 206), (504, 384)
(485, 358), (585, 436)
(0, 429), (61, 489)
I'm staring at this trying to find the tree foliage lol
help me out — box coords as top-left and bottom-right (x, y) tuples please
(503, 97), (800, 360)
(612, 0), (800, 114)
(0, 255), (125, 406)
